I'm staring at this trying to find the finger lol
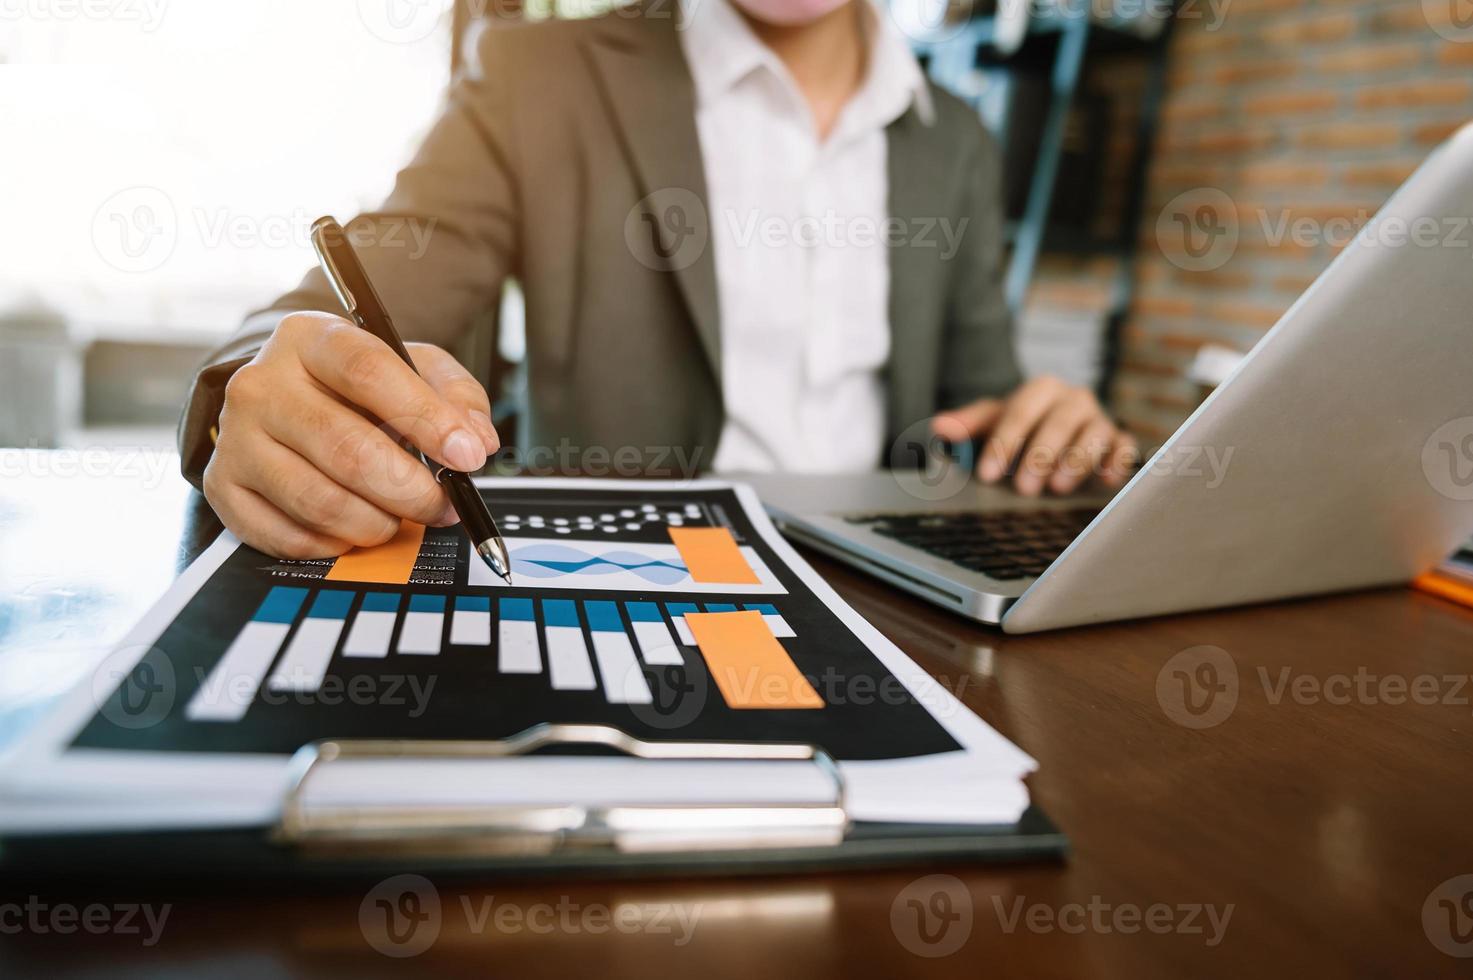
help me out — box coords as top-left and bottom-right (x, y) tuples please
(205, 473), (351, 560)
(259, 386), (454, 527)
(1014, 395), (1097, 496)
(1049, 417), (1117, 495)
(977, 378), (1067, 483)
(409, 344), (500, 455)
(236, 436), (405, 548)
(1102, 431), (1140, 486)
(929, 399), (1004, 445)
(298, 325), (488, 473)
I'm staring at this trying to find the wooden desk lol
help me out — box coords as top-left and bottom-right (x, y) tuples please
(2, 450), (1471, 978)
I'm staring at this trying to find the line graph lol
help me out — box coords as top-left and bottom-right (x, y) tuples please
(513, 544), (690, 584)
(467, 536), (787, 594)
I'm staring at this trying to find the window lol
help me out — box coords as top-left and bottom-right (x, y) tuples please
(0, 0), (456, 339)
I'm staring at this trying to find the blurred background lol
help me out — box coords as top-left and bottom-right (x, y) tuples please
(1, 0), (1471, 454)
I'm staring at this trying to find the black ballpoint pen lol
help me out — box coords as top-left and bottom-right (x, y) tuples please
(309, 216), (513, 584)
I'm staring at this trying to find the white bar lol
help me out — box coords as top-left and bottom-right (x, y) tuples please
(670, 615), (695, 646)
(450, 609), (491, 646)
(546, 625), (596, 690)
(631, 619), (683, 666)
(397, 611), (443, 655)
(498, 618), (542, 674)
(187, 621), (290, 722)
(762, 614), (796, 638)
(342, 611), (396, 658)
(267, 618), (344, 693)
(591, 631), (653, 704)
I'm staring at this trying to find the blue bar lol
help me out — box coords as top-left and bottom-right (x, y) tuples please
(625, 601), (663, 623)
(584, 601), (624, 633)
(704, 603), (739, 613)
(542, 599), (580, 629)
(360, 592), (401, 614)
(307, 590), (353, 620)
(500, 597), (535, 621)
(666, 602), (699, 618)
(254, 587), (308, 624)
(409, 594), (446, 613)
(457, 595), (491, 612)
(743, 603), (779, 616)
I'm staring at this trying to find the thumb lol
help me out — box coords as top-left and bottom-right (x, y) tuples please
(931, 399), (1004, 444)
(408, 344), (500, 456)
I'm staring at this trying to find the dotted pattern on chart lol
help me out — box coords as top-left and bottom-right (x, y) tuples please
(499, 503), (705, 536)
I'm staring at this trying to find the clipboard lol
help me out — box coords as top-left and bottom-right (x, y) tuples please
(0, 724), (1066, 881)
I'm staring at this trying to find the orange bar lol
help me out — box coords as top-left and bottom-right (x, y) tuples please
(685, 611), (822, 710)
(325, 520), (425, 584)
(667, 526), (759, 585)
(1412, 571), (1473, 610)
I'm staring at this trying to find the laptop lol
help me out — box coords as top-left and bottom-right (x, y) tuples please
(747, 123), (1473, 633)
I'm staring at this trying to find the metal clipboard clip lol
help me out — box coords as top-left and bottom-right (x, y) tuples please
(274, 723), (850, 858)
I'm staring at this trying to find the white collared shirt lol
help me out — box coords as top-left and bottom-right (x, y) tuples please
(679, 0), (934, 473)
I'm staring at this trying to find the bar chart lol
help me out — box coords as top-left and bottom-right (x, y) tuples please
(185, 585), (813, 722)
(81, 485), (966, 766)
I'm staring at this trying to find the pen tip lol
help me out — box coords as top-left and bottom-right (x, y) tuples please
(476, 538), (514, 585)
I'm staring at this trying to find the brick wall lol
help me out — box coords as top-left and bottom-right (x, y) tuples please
(1026, 0), (1473, 445)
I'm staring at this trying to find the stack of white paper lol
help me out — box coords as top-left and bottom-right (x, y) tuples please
(0, 479), (1037, 837)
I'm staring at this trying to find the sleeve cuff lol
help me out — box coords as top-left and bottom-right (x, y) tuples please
(176, 351), (255, 491)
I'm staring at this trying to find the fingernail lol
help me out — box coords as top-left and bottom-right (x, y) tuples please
(468, 410), (499, 454)
(979, 459), (1000, 482)
(435, 500), (460, 527)
(442, 429), (486, 472)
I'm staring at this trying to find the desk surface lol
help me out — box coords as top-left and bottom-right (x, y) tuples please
(2, 450), (1471, 978)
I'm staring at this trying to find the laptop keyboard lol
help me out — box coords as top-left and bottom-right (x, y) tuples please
(843, 508), (1101, 580)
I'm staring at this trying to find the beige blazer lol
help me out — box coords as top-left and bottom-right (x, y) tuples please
(179, 4), (1020, 487)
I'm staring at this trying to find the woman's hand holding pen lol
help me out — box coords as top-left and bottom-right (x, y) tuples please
(202, 311), (501, 560)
